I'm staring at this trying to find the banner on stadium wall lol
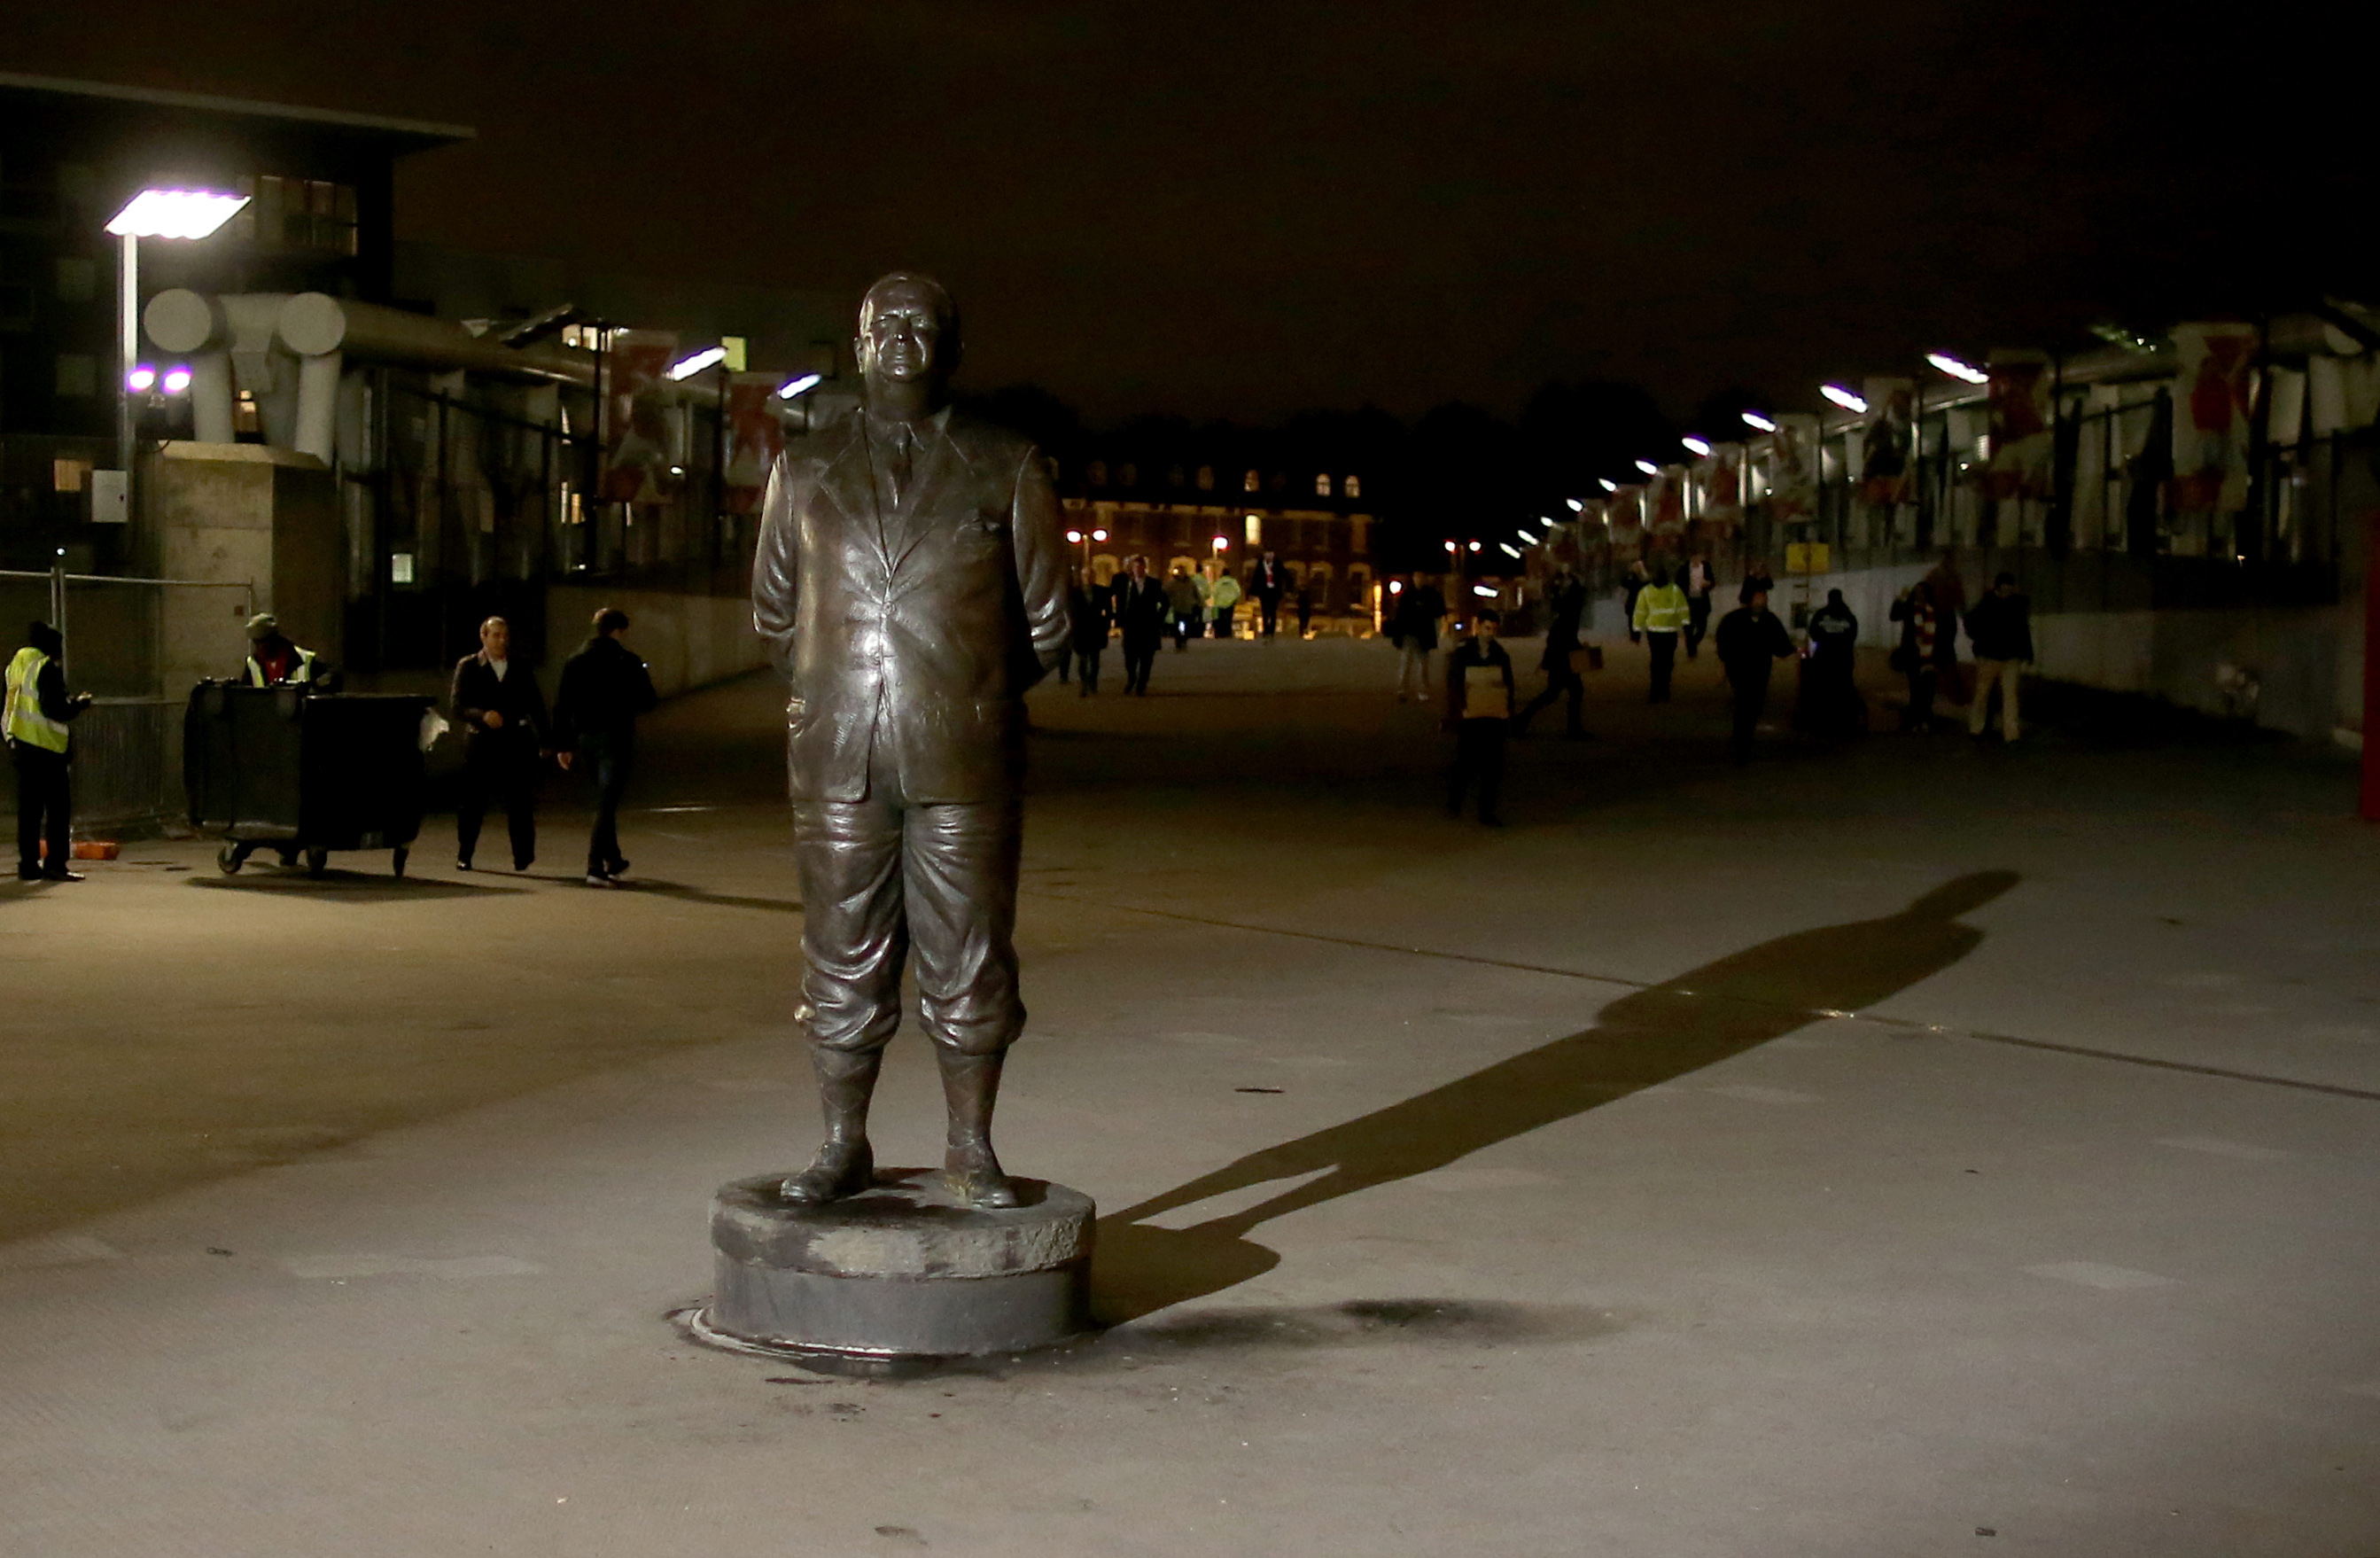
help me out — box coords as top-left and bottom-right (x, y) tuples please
(1696, 443), (1744, 526)
(1985, 352), (2054, 501)
(598, 330), (680, 505)
(1859, 378), (1917, 505)
(1765, 415), (1819, 522)
(723, 372), (785, 514)
(1607, 486), (1645, 550)
(2170, 322), (2259, 512)
(1648, 466), (1687, 540)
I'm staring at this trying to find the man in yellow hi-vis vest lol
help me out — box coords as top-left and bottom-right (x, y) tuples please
(5, 620), (93, 882)
(1630, 562), (1690, 705)
(241, 613), (319, 687)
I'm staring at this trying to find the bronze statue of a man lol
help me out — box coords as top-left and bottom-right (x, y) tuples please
(752, 273), (1070, 1207)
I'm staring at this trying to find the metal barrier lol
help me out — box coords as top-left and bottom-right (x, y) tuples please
(70, 698), (176, 827)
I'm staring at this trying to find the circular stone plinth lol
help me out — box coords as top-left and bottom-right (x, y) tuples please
(696, 1170), (1094, 1364)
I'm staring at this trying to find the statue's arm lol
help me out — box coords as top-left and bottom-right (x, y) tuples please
(752, 451), (802, 691)
(1011, 448), (1072, 681)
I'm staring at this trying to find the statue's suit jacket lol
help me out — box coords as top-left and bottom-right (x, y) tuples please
(752, 408), (1071, 805)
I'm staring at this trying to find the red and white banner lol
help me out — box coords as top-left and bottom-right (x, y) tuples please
(1765, 415), (1819, 522)
(1695, 443), (1744, 526)
(599, 330), (680, 505)
(724, 372), (784, 514)
(1985, 353), (2054, 501)
(2170, 322), (2259, 512)
(1860, 378), (1917, 505)
(1647, 467), (1686, 541)
(1607, 486), (1645, 550)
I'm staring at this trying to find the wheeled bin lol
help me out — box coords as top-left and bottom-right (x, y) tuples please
(183, 682), (434, 877)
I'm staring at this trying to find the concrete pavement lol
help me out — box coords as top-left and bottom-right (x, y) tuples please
(4, 633), (2379, 1555)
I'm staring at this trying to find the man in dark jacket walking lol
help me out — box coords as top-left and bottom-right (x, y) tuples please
(1111, 554), (1170, 694)
(1513, 567), (1591, 740)
(450, 615), (551, 872)
(554, 606), (657, 886)
(1964, 572), (2034, 742)
(1715, 586), (1797, 766)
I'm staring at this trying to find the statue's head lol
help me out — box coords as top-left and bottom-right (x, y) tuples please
(856, 272), (959, 403)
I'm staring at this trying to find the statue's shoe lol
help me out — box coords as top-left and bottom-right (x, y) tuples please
(781, 1141), (875, 1204)
(944, 1145), (1019, 1208)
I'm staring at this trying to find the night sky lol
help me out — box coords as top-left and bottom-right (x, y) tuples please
(22, 2), (2362, 425)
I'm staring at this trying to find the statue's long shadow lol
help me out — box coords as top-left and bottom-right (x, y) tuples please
(1093, 870), (2019, 1325)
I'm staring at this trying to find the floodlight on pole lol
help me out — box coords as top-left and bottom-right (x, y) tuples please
(161, 366), (191, 394)
(106, 186), (251, 528)
(1066, 529), (1084, 543)
(1499, 542), (1521, 558)
(127, 366), (157, 393)
(1925, 352), (1989, 385)
(1473, 585), (1497, 598)
(106, 189), (250, 240)
(1740, 409), (1778, 432)
(1598, 478), (1618, 493)
(1212, 535), (1229, 551)
(1092, 528), (1108, 542)
(1821, 384), (1868, 413)
(1444, 541), (1458, 554)
(1682, 435), (1713, 457)
(667, 345), (728, 381)
(1634, 459), (1660, 477)
(1515, 528), (1538, 544)
(776, 372), (823, 400)
(1467, 541), (1482, 552)
(1565, 497), (1584, 511)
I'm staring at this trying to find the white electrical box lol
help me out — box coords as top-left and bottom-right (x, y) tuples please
(89, 469), (128, 524)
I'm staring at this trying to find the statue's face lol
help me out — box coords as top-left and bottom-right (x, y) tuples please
(858, 281), (948, 389)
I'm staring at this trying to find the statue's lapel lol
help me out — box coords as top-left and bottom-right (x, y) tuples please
(883, 414), (975, 573)
(815, 419), (883, 553)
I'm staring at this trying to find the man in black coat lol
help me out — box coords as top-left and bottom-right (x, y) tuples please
(449, 615), (550, 872)
(1715, 586), (1797, 766)
(554, 606), (657, 886)
(1110, 554), (1171, 695)
(1248, 550), (1289, 640)
(1514, 568), (1591, 740)
(1964, 571), (2034, 742)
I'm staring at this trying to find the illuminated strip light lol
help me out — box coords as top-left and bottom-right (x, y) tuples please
(1821, 384), (1868, 413)
(1740, 410), (1778, 433)
(1682, 436), (1713, 457)
(1565, 497), (1584, 511)
(1926, 352), (1989, 385)
(667, 346), (728, 380)
(776, 372), (823, 399)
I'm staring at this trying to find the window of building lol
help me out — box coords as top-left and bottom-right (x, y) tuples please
(1314, 473), (1332, 496)
(54, 354), (97, 398)
(236, 390), (261, 435)
(1243, 470), (1260, 492)
(1345, 474), (1361, 498)
(1196, 465), (1214, 491)
(235, 175), (360, 256)
(1088, 460), (1108, 487)
(1244, 514), (1263, 546)
(1168, 465), (1186, 487)
(1118, 463), (1137, 487)
(53, 457), (90, 493)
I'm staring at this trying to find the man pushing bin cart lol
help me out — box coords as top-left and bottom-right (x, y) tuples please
(183, 682), (435, 877)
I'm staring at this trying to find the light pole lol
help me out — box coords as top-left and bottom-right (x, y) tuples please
(1062, 525), (1109, 575)
(105, 188), (249, 511)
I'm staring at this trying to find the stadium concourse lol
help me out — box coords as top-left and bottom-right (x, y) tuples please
(4, 634), (2378, 1557)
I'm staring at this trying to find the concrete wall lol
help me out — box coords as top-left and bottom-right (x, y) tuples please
(542, 585), (766, 700)
(151, 442), (338, 696)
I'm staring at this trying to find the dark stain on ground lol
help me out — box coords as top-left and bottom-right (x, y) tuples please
(189, 875), (518, 902)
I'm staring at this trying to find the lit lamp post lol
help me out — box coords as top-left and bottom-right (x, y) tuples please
(1063, 525), (1109, 573)
(105, 188), (249, 505)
